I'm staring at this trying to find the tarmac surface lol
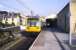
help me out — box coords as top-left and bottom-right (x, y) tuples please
(70, 34), (76, 50)
(29, 28), (70, 50)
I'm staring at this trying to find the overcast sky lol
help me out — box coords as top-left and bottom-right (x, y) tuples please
(0, 0), (70, 16)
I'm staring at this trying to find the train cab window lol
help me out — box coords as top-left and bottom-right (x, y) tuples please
(27, 21), (37, 26)
(27, 18), (39, 27)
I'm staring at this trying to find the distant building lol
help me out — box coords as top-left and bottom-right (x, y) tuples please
(0, 11), (21, 18)
(0, 11), (8, 18)
(57, 3), (70, 33)
(0, 11), (8, 14)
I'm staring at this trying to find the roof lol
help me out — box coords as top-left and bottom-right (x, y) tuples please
(0, 11), (8, 14)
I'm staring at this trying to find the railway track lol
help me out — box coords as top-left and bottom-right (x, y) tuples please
(9, 31), (40, 50)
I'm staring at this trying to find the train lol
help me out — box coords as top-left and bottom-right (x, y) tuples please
(26, 17), (41, 33)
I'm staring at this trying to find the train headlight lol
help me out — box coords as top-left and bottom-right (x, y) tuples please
(27, 27), (29, 29)
(36, 27), (39, 29)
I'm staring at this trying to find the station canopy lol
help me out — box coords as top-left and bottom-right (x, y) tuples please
(45, 14), (57, 19)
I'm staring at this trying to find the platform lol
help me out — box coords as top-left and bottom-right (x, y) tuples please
(29, 30), (61, 50)
(71, 34), (76, 46)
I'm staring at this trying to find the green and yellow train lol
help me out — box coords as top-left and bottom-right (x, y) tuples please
(26, 17), (41, 32)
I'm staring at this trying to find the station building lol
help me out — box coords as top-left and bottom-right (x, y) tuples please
(57, 3), (70, 33)
(70, 0), (76, 34)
